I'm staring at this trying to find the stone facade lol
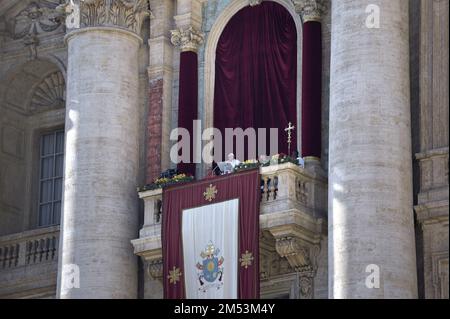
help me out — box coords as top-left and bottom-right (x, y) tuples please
(0, 0), (448, 299)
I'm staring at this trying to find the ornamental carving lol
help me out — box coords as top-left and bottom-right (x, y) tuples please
(291, 0), (327, 23)
(59, 0), (150, 34)
(5, 1), (65, 59)
(170, 26), (204, 53)
(260, 231), (292, 281)
(274, 236), (320, 299)
(275, 237), (314, 272)
(146, 259), (163, 280)
(7, 1), (64, 40)
(298, 272), (314, 299)
(30, 71), (66, 113)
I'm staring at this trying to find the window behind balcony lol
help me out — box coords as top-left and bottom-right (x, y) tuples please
(38, 130), (64, 227)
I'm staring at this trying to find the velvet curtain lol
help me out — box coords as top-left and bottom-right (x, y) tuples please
(177, 51), (198, 176)
(213, 2), (297, 160)
(301, 21), (322, 158)
(163, 169), (260, 299)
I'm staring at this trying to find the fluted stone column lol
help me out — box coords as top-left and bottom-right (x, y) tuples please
(57, 0), (149, 299)
(329, 0), (417, 298)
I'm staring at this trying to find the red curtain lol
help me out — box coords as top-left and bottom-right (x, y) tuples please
(177, 51), (198, 177)
(162, 169), (260, 299)
(214, 2), (297, 160)
(301, 21), (322, 158)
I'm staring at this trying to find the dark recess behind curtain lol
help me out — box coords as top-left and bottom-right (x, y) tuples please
(213, 2), (297, 161)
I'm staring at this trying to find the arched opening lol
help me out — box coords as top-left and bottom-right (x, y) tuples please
(202, 0), (302, 173)
(0, 59), (66, 235)
(213, 1), (298, 161)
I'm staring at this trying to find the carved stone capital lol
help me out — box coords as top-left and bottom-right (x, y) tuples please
(275, 236), (318, 273)
(292, 0), (327, 23)
(170, 26), (204, 53)
(59, 0), (150, 35)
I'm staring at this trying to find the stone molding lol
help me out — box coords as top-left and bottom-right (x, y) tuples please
(249, 0), (263, 6)
(432, 251), (449, 299)
(170, 26), (204, 53)
(291, 0), (327, 23)
(59, 0), (150, 35)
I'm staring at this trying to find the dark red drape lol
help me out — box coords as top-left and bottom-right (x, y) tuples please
(213, 2), (297, 160)
(163, 169), (260, 299)
(177, 51), (198, 176)
(301, 21), (322, 158)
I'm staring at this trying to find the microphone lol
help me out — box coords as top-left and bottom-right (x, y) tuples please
(212, 165), (221, 175)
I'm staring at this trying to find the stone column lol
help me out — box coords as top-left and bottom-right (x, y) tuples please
(328, 0), (417, 298)
(57, 0), (149, 299)
(293, 0), (326, 160)
(170, 26), (204, 177)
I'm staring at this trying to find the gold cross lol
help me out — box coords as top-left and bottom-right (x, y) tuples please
(284, 122), (295, 156)
(239, 250), (254, 269)
(167, 266), (182, 285)
(203, 184), (218, 202)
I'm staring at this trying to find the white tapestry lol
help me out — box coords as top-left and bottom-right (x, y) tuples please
(182, 199), (239, 299)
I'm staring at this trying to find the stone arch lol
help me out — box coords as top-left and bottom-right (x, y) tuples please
(0, 58), (66, 115)
(0, 58), (66, 235)
(202, 0), (303, 153)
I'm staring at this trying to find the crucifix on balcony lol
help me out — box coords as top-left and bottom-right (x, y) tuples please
(284, 122), (295, 157)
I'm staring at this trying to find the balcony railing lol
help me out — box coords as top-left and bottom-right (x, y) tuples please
(131, 160), (328, 292)
(0, 226), (59, 270)
(0, 225), (60, 298)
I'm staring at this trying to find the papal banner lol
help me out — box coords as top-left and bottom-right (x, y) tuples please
(162, 169), (260, 299)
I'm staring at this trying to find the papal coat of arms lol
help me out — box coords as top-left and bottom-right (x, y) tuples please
(195, 242), (224, 292)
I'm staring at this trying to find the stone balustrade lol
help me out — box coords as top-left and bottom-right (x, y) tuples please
(0, 225), (59, 269)
(0, 226), (59, 298)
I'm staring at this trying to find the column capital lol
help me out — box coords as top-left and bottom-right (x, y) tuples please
(170, 26), (204, 53)
(292, 0), (328, 23)
(58, 0), (151, 35)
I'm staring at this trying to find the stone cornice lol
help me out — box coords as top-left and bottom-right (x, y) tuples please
(415, 200), (449, 225)
(292, 0), (327, 23)
(170, 26), (204, 53)
(59, 0), (150, 35)
(416, 147), (449, 160)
